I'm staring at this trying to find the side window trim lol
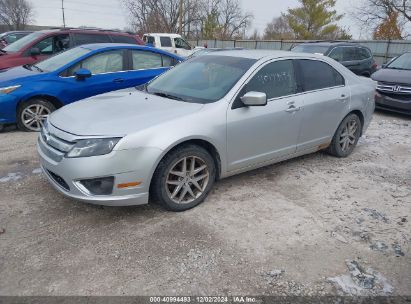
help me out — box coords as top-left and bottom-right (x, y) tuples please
(231, 58), (300, 110)
(295, 59), (346, 93)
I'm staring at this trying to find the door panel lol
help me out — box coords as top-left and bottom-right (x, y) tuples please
(58, 49), (128, 103)
(226, 59), (303, 172)
(227, 96), (304, 171)
(297, 87), (350, 151)
(295, 59), (350, 152)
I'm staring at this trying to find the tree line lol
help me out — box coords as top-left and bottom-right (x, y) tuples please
(0, 0), (410, 40)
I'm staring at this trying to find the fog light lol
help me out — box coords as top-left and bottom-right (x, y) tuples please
(79, 176), (114, 195)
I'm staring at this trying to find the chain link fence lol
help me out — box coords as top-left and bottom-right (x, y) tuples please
(189, 39), (411, 65)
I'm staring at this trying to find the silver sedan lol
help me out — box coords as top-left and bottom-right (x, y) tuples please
(37, 50), (375, 211)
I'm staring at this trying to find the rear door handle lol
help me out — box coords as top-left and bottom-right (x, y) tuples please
(285, 105), (301, 113)
(113, 78), (125, 83)
(339, 94), (349, 102)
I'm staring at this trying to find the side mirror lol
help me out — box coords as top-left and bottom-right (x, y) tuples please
(30, 48), (40, 56)
(74, 68), (92, 81)
(240, 91), (267, 107)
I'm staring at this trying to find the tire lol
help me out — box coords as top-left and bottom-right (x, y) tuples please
(17, 99), (56, 132)
(327, 113), (362, 158)
(151, 144), (216, 212)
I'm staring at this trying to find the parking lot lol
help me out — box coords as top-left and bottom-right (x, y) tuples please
(0, 111), (410, 296)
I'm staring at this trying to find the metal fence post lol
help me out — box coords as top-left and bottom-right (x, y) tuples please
(385, 39), (391, 63)
(255, 40), (258, 49)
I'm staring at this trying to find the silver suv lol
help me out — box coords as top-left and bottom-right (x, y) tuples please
(38, 50), (375, 211)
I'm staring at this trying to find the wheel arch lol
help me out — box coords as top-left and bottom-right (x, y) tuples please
(150, 137), (223, 187)
(17, 94), (64, 113)
(349, 109), (365, 135)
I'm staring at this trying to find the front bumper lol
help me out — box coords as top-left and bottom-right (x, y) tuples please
(375, 92), (411, 115)
(37, 133), (163, 206)
(0, 93), (19, 124)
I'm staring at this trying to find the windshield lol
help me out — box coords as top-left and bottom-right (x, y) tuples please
(147, 55), (256, 104)
(386, 53), (411, 70)
(3, 32), (44, 52)
(291, 44), (329, 55)
(36, 47), (91, 72)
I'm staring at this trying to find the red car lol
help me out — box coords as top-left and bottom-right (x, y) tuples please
(0, 28), (144, 70)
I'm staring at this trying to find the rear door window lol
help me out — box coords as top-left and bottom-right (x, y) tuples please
(343, 47), (359, 61)
(131, 50), (163, 69)
(160, 36), (172, 47)
(73, 33), (111, 46)
(298, 59), (344, 91)
(246, 60), (297, 100)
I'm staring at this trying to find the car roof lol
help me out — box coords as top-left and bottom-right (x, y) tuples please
(144, 33), (182, 38)
(204, 49), (325, 60)
(77, 43), (183, 58)
(297, 41), (366, 48)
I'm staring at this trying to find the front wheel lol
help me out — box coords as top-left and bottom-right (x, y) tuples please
(17, 99), (56, 132)
(327, 114), (362, 158)
(151, 145), (216, 211)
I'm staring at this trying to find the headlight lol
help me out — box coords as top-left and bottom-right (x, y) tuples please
(0, 85), (21, 94)
(66, 138), (121, 158)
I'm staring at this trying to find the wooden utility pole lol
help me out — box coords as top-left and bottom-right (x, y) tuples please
(61, 0), (66, 28)
(178, 0), (183, 35)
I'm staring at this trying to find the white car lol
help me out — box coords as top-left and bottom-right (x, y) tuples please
(142, 33), (195, 57)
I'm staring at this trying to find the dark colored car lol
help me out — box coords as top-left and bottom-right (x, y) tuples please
(292, 42), (377, 77)
(371, 52), (411, 115)
(0, 31), (32, 49)
(0, 28), (144, 70)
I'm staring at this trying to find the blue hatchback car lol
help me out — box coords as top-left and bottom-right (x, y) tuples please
(0, 44), (182, 131)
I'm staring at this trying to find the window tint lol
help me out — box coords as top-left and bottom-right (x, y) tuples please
(174, 38), (191, 50)
(67, 50), (123, 75)
(31, 34), (70, 55)
(343, 47), (359, 61)
(73, 33), (111, 46)
(358, 48), (371, 60)
(132, 50), (162, 69)
(162, 55), (174, 67)
(246, 60), (297, 99)
(298, 60), (344, 91)
(110, 35), (137, 44)
(329, 47), (343, 62)
(160, 36), (172, 47)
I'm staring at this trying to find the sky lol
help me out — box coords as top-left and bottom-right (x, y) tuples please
(32, 0), (366, 38)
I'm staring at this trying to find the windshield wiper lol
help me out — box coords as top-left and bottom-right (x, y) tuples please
(152, 92), (185, 101)
(0, 49), (6, 53)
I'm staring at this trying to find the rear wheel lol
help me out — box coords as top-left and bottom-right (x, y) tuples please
(17, 99), (56, 132)
(151, 145), (216, 211)
(327, 114), (362, 157)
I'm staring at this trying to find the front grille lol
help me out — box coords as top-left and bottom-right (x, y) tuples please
(377, 82), (411, 95)
(47, 170), (70, 191)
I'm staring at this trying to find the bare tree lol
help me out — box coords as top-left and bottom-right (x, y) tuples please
(0, 0), (34, 30)
(263, 15), (294, 40)
(121, 0), (252, 39)
(354, 0), (410, 37)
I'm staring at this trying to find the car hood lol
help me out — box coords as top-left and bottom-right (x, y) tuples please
(49, 89), (205, 137)
(371, 68), (411, 85)
(0, 65), (41, 85)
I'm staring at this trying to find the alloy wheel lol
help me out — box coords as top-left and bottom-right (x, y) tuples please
(339, 119), (358, 152)
(21, 104), (50, 132)
(165, 156), (210, 204)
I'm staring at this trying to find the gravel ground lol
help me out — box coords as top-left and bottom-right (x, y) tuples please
(0, 111), (410, 296)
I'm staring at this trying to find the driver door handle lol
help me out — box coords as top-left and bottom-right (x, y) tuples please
(113, 78), (125, 83)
